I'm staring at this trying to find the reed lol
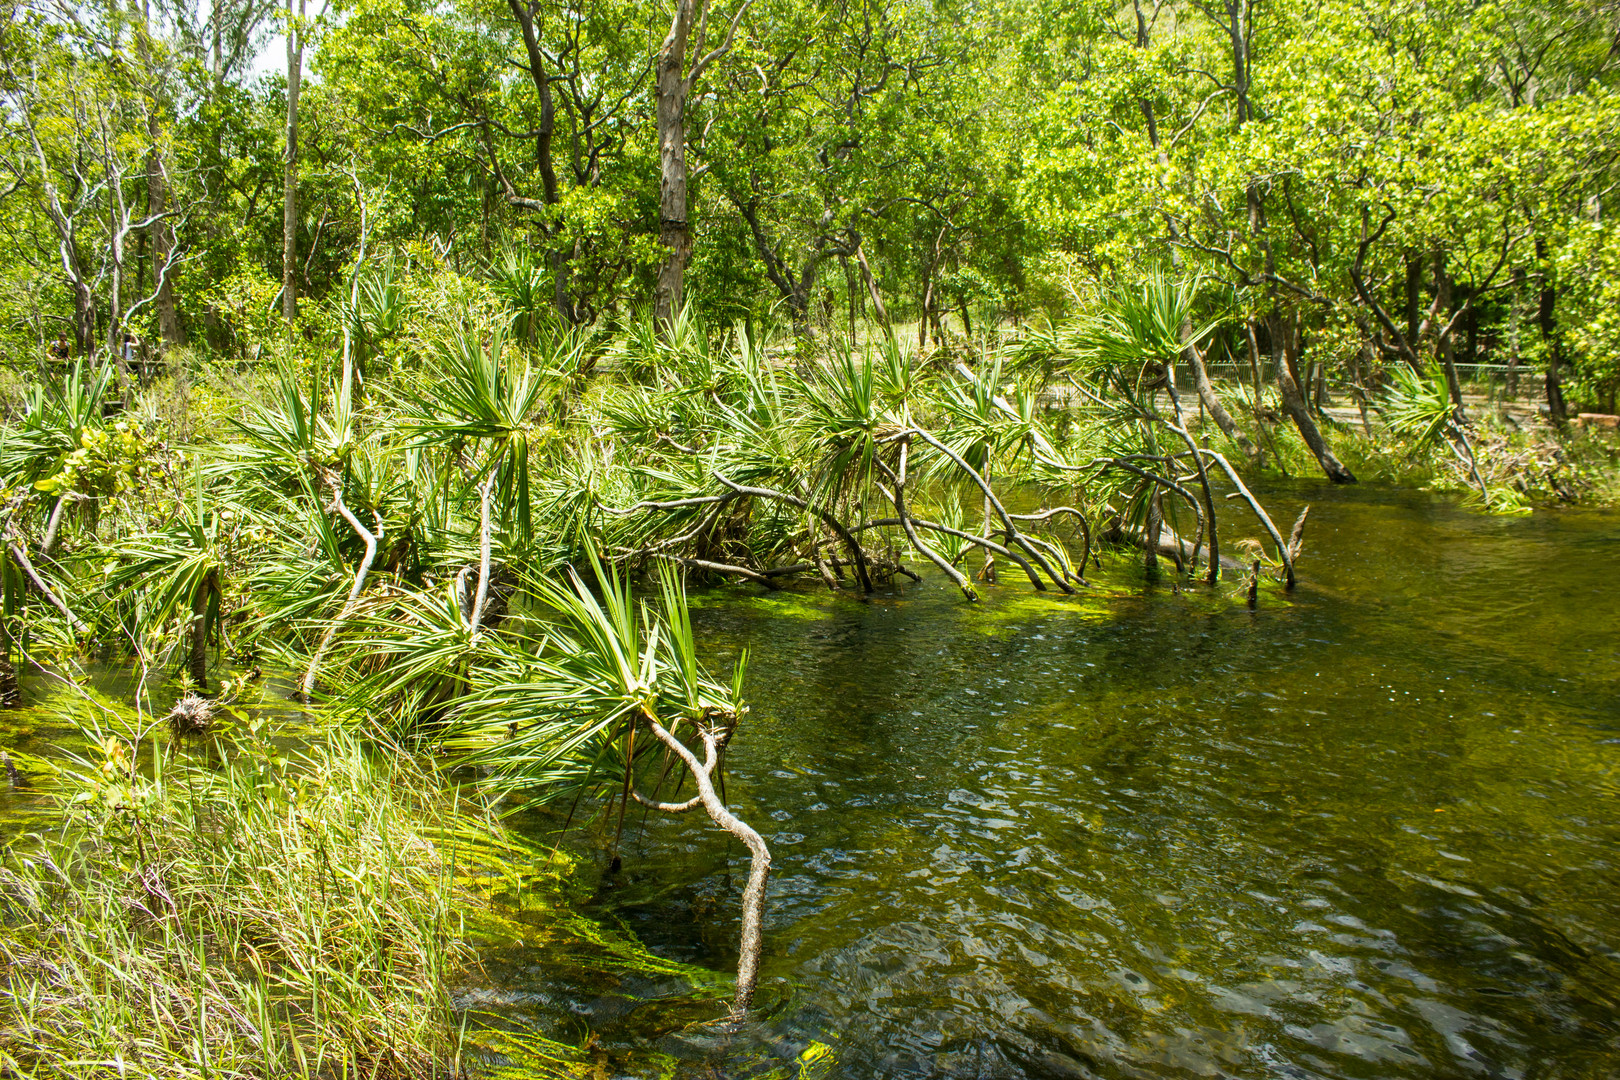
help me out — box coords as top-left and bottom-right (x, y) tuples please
(0, 724), (534, 1079)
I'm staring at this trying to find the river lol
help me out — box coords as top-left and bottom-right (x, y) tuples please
(483, 481), (1620, 1078)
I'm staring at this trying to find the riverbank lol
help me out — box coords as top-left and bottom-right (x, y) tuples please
(0, 714), (575, 1078)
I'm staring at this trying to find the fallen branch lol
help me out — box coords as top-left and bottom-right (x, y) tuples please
(644, 552), (776, 589)
(877, 448), (976, 599)
(1199, 449), (1296, 588)
(908, 428), (1072, 593)
(713, 472), (873, 593)
(5, 531), (86, 635)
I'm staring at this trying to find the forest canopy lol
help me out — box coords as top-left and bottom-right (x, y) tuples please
(2, 0), (1618, 422)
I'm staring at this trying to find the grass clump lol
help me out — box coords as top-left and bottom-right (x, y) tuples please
(0, 723), (519, 1079)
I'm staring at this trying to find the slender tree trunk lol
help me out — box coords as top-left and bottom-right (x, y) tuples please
(653, 0), (696, 328)
(979, 462), (996, 584)
(302, 482), (380, 700)
(1143, 488), (1162, 573)
(505, 0), (560, 207)
(1134, 0), (1255, 462)
(72, 281), (96, 357)
(918, 268), (932, 349)
(845, 257), (858, 345)
(1274, 313), (1355, 483)
(281, 0), (305, 325)
(1535, 239), (1566, 424)
(1404, 250), (1423, 346)
(918, 225), (945, 349)
(136, 4), (184, 351)
(1433, 249), (1465, 413)
(189, 578), (212, 690)
(854, 240), (889, 331)
(1507, 269), (1523, 397)
(146, 145), (182, 347)
(642, 719), (770, 1021)
(105, 241), (133, 407)
(1185, 336), (1258, 457)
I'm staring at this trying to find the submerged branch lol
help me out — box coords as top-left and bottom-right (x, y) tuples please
(1199, 449), (1295, 588)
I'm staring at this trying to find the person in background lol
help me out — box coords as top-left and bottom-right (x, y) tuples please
(47, 332), (71, 366)
(122, 330), (141, 383)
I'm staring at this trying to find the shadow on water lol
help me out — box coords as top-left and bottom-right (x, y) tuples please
(516, 481), (1620, 1078)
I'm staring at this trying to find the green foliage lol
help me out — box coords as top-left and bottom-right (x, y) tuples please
(1382, 367), (1459, 446)
(0, 722), (529, 1078)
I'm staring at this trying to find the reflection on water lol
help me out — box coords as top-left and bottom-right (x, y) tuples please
(516, 482), (1620, 1078)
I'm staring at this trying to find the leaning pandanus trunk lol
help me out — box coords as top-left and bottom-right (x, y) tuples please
(635, 714), (772, 1021)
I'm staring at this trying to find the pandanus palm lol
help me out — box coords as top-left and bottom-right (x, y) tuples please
(227, 367), (394, 697)
(336, 550), (771, 1021)
(1063, 272), (1226, 579)
(404, 328), (558, 559)
(450, 554), (767, 1020)
(109, 473), (230, 690)
(1060, 271), (1306, 585)
(1382, 366), (1490, 502)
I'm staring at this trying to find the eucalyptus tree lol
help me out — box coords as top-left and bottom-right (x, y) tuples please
(282, 0), (306, 324)
(700, 0), (986, 338)
(0, 0), (198, 383)
(652, 0), (752, 326)
(318, 0), (654, 322)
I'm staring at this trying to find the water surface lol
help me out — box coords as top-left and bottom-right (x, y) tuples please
(507, 482), (1620, 1078)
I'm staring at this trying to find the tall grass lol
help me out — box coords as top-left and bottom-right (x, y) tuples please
(0, 723), (541, 1078)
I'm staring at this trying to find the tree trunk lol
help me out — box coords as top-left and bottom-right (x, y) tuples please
(1184, 335), (1257, 458)
(654, 0), (698, 328)
(1404, 249), (1423, 345)
(105, 240), (133, 407)
(642, 719), (770, 1021)
(189, 579), (212, 690)
(137, 5), (184, 352)
(72, 280), (96, 357)
(1535, 239), (1566, 425)
(281, 0), (305, 325)
(736, 196), (819, 341)
(146, 145), (182, 347)
(1507, 269), (1522, 397)
(1143, 488), (1161, 573)
(1274, 314), (1356, 483)
(505, 0), (560, 207)
(854, 240), (889, 331)
(918, 224), (946, 350)
(1433, 248), (1464, 413)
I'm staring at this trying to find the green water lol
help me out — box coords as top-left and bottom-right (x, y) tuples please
(487, 481), (1620, 1078)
